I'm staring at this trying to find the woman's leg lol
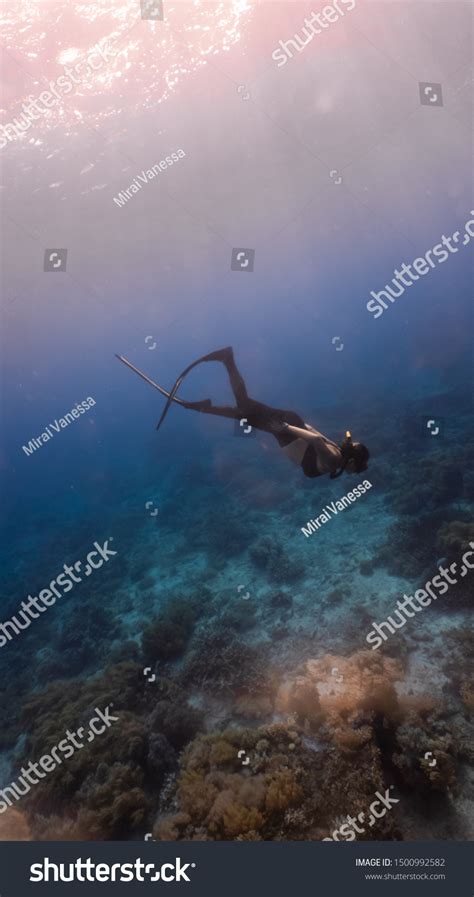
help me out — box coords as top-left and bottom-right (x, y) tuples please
(199, 346), (249, 405)
(181, 349), (307, 436)
(182, 400), (241, 420)
(200, 349), (312, 436)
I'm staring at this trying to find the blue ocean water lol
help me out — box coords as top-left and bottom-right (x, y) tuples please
(2, 241), (472, 584)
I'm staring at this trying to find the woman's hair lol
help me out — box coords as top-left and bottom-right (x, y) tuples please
(349, 442), (369, 472)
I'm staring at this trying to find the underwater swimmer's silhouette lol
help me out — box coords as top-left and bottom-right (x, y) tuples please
(115, 347), (369, 479)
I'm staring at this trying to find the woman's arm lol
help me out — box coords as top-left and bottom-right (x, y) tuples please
(284, 423), (316, 441)
(285, 423), (338, 447)
(284, 424), (342, 472)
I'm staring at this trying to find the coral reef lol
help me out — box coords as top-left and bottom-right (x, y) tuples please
(179, 631), (274, 704)
(275, 650), (403, 729)
(373, 513), (449, 578)
(194, 508), (256, 559)
(443, 628), (474, 719)
(141, 601), (198, 664)
(249, 536), (303, 583)
(389, 459), (464, 517)
(214, 600), (257, 634)
(148, 678), (203, 750)
(0, 808), (31, 840)
(151, 649), (470, 842)
(152, 717), (395, 842)
(9, 662), (196, 840)
(436, 520), (472, 558)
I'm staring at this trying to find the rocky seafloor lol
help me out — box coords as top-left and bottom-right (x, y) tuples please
(0, 390), (472, 841)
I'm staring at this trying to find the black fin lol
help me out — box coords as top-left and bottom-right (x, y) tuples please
(155, 352), (224, 430)
(115, 353), (216, 431)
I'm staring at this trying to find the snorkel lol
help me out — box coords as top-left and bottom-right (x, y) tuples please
(332, 430), (370, 477)
(342, 430), (353, 456)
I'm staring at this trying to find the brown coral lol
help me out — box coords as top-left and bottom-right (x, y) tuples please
(276, 650), (403, 729)
(152, 720), (394, 841)
(0, 807), (31, 840)
(460, 678), (474, 712)
(265, 770), (303, 813)
(11, 661), (186, 840)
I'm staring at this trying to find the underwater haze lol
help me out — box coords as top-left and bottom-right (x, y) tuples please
(0, 0), (473, 842)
